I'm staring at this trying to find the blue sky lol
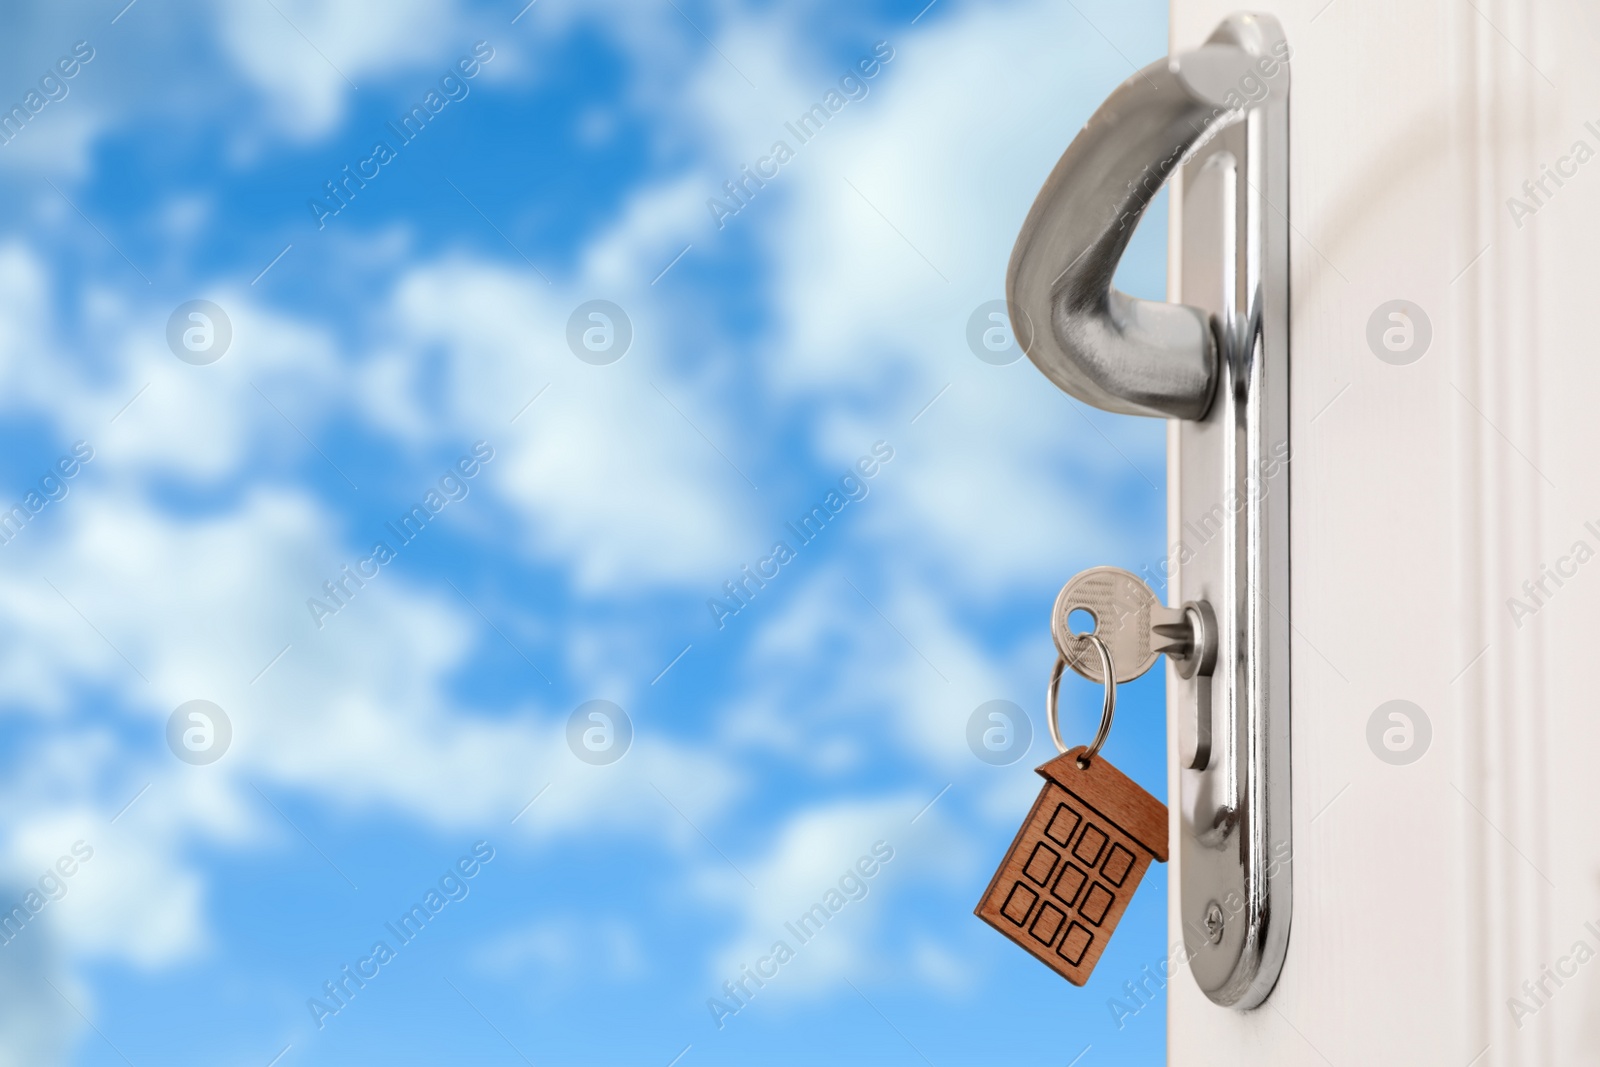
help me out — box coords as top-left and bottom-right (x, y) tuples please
(0, 0), (1175, 1063)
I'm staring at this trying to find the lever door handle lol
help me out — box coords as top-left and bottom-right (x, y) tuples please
(1007, 21), (1285, 421)
(1007, 13), (1294, 1011)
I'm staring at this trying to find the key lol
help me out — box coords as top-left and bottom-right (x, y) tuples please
(1051, 566), (1214, 684)
(1053, 565), (1216, 770)
(973, 566), (1219, 987)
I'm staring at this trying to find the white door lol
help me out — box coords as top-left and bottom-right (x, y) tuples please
(1167, 2), (1600, 1064)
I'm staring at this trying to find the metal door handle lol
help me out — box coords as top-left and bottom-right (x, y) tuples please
(1007, 19), (1284, 421)
(1006, 13), (1294, 1011)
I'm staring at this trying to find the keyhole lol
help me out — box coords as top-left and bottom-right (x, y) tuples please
(1067, 607), (1097, 636)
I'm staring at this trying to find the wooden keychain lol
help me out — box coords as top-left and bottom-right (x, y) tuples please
(973, 634), (1168, 984)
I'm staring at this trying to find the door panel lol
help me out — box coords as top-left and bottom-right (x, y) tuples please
(1167, 2), (1600, 1063)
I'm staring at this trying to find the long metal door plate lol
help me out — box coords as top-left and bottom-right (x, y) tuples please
(1171, 13), (1292, 1010)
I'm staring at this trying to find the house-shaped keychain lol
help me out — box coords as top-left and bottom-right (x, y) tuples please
(975, 746), (1168, 984)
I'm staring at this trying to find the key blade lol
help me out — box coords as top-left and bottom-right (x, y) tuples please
(1150, 604), (1194, 657)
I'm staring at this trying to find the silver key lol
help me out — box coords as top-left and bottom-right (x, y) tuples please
(1052, 566), (1215, 684)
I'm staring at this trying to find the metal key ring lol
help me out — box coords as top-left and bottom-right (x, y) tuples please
(1046, 633), (1117, 769)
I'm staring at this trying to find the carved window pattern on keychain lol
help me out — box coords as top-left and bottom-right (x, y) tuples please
(975, 750), (1168, 984)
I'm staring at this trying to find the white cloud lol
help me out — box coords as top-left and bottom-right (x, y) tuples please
(471, 916), (644, 983)
(212, 0), (470, 141)
(578, 172), (712, 289)
(559, 0), (1168, 600)
(0, 249), (355, 489)
(907, 936), (971, 994)
(700, 797), (916, 996)
(742, 0), (1167, 588)
(0, 13), (116, 181)
(717, 558), (1056, 776)
(0, 472), (745, 968)
(0, 799), (205, 970)
(696, 793), (978, 1009)
(772, 2), (1164, 358)
(368, 251), (760, 592)
(0, 910), (73, 1066)
(0, 106), (101, 178)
